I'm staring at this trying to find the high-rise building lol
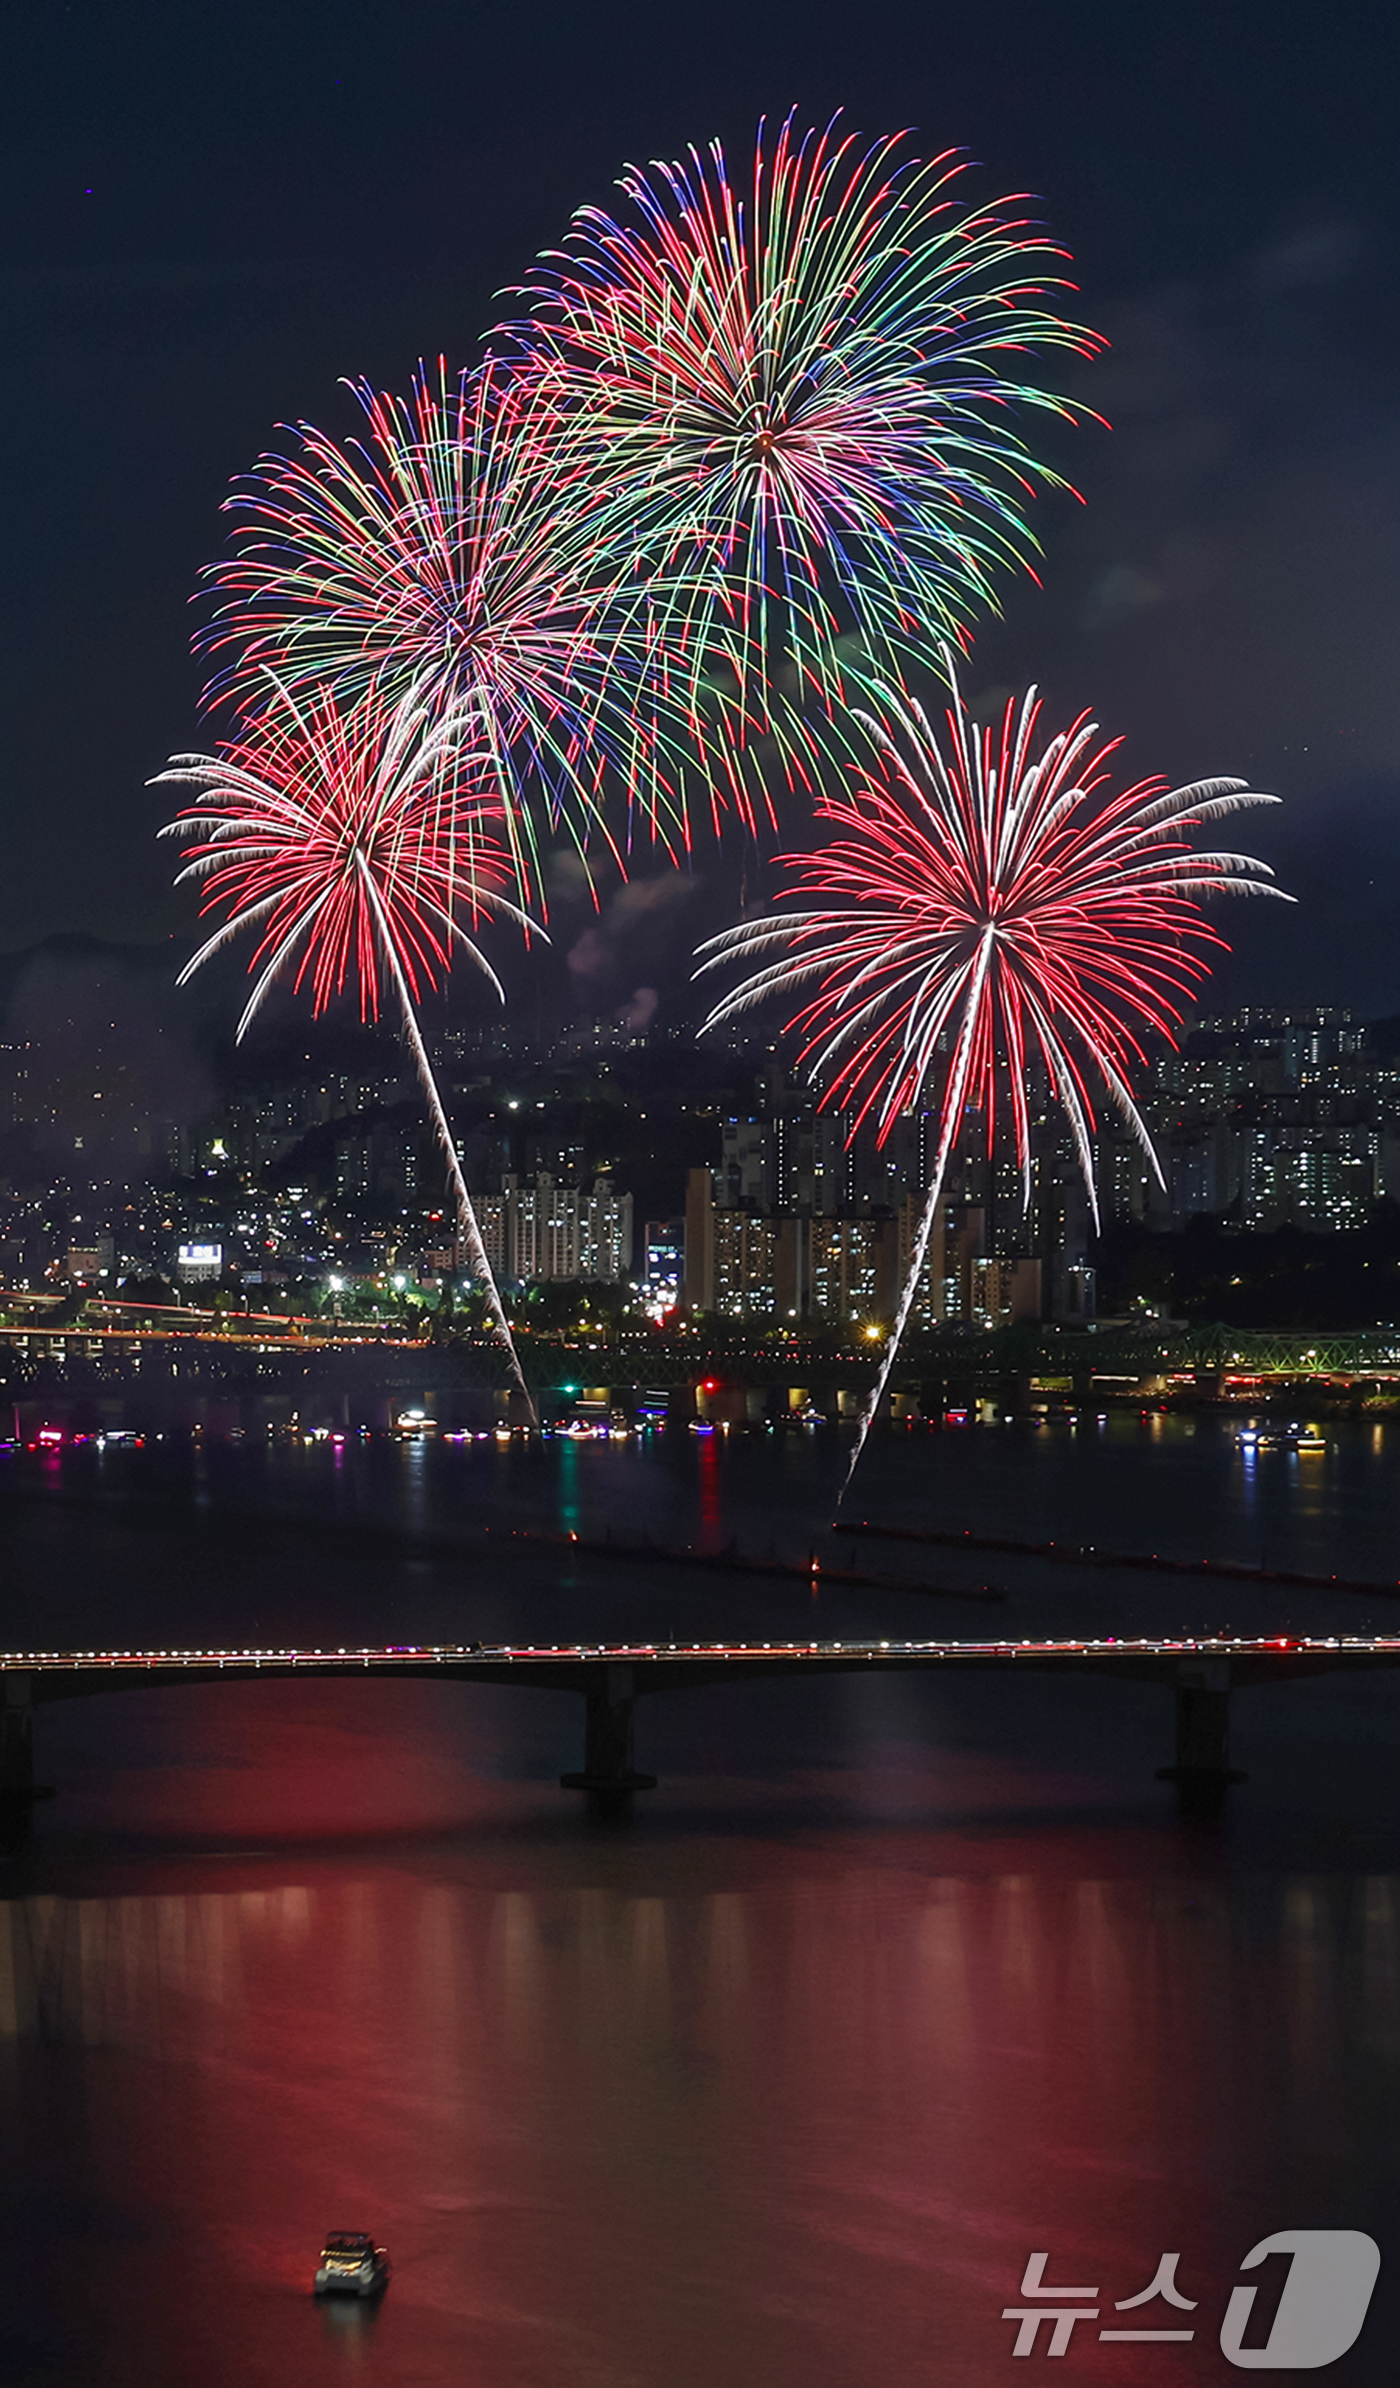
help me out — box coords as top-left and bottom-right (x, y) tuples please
(473, 1173), (633, 1284)
(683, 1168), (949, 1327)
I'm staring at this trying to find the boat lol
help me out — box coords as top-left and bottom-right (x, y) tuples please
(1284, 1423), (1328, 1453)
(313, 2231), (390, 2298)
(1236, 1423), (1328, 1454)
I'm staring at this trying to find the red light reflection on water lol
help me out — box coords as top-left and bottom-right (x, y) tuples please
(696, 1424), (724, 1552)
(2, 1786), (1392, 2388)
(10, 1406), (1400, 2382)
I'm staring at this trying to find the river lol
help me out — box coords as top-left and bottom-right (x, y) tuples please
(3, 1413), (1400, 2385)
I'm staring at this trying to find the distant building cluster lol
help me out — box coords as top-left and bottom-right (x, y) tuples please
(476, 1173), (633, 1285)
(680, 1084), (1046, 1327)
(1127, 1009), (1386, 1235)
(0, 1027), (640, 1303)
(678, 1009), (1400, 1328)
(0, 1004), (1396, 1326)
(683, 1151), (1040, 1329)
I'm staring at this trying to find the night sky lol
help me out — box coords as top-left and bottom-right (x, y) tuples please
(3, 0), (1398, 1016)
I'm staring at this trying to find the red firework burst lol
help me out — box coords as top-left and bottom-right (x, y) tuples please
(156, 679), (529, 1035)
(155, 680), (538, 1406)
(697, 662), (1289, 1496)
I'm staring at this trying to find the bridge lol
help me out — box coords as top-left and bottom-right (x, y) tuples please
(10, 1320), (1400, 1436)
(5, 1633), (1400, 1825)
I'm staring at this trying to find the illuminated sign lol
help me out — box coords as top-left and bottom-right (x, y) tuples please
(176, 1242), (224, 1282)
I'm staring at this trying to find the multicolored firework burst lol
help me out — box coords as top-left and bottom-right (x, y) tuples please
(499, 113), (1103, 715)
(696, 661), (1288, 1501)
(198, 358), (703, 902)
(155, 678), (538, 1409)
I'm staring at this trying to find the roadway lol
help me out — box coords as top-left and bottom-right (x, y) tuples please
(3, 1632), (1400, 1693)
(6, 1636), (1400, 1815)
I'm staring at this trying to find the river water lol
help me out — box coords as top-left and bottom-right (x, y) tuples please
(4, 1414), (1400, 2385)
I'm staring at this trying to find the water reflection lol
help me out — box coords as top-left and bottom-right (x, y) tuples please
(696, 1424), (723, 1551)
(7, 1423), (1400, 2379)
(3, 1858), (1400, 2380)
(317, 2293), (382, 2357)
(556, 1432), (581, 1535)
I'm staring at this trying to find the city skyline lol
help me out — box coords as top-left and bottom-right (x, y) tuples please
(4, 991), (1400, 1341)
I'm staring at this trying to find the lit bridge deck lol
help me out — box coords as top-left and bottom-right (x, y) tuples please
(5, 1635), (1400, 1821)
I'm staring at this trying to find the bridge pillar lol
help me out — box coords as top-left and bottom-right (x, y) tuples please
(561, 1664), (657, 1810)
(0, 1673), (38, 1852)
(1156, 1659), (1245, 1817)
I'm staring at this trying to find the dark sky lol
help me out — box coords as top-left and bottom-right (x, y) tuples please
(2, 0), (1398, 1013)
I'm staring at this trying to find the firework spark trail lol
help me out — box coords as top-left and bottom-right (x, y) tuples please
(155, 679), (538, 1413)
(198, 358), (707, 900)
(498, 112), (1103, 722)
(354, 856), (522, 1368)
(696, 658), (1290, 1508)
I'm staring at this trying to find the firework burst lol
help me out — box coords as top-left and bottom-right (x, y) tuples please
(498, 113), (1102, 715)
(199, 358), (700, 902)
(696, 661), (1289, 1501)
(155, 679), (538, 1409)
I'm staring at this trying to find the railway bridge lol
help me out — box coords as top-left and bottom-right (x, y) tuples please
(11, 1319), (1400, 1431)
